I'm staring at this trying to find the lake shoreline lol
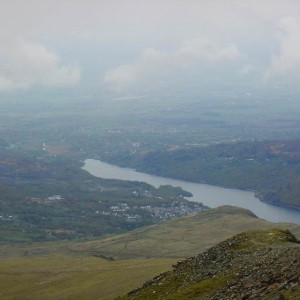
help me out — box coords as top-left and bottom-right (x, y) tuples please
(92, 158), (300, 213)
(83, 159), (300, 224)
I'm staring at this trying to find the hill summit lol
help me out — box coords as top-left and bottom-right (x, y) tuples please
(120, 229), (300, 299)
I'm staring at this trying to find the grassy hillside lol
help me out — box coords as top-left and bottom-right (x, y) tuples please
(69, 206), (300, 259)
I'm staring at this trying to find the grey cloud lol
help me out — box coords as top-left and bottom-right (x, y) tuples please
(267, 17), (300, 77)
(1, 1), (300, 94)
(104, 39), (242, 90)
(0, 39), (80, 91)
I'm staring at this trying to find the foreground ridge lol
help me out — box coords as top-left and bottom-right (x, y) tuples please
(119, 229), (300, 300)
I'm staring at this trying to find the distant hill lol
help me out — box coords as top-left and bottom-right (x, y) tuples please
(120, 229), (300, 299)
(70, 205), (300, 259)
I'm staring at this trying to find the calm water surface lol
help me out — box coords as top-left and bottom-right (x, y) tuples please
(83, 159), (300, 224)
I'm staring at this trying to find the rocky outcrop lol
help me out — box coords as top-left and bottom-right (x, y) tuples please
(120, 229), (300, 299)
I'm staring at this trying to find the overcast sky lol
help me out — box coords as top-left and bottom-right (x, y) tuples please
(1, 0), (300, 97)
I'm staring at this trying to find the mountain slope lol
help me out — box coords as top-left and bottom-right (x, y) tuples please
(70, 206), (300, 259)
(120, 229), (300, 300)
(1, 206), (300, 299)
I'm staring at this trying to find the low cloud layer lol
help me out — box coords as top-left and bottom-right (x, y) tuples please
(267, 17), (300, 77)
(104, 39), (242, 90)
(104, 12), (300, 92)
(1, 1), (300, 95)
(0, 39), (80, 91)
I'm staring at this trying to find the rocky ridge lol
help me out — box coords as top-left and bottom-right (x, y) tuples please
(119, 229), (300, 299)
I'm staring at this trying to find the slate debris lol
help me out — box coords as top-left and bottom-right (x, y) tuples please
(122, 230), (300, 300)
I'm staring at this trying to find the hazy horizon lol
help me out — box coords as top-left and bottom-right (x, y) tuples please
(1, 1), (300, 101)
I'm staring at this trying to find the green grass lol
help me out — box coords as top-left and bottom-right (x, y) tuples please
(169, 275), (233, 300)
(0, 254), (176, 300)
(224, 228), (299, 251)
(121, 273), (233, 300)
(283, 286), (300, 299)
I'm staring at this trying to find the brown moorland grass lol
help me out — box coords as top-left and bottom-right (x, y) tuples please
(0, 254), (176, 300)
(70, 206), (300, 259)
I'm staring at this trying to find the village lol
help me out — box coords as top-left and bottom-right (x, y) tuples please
(100, 201), (206, 222)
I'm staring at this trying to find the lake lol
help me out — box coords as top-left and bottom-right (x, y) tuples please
(83, 159), (300, 224)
